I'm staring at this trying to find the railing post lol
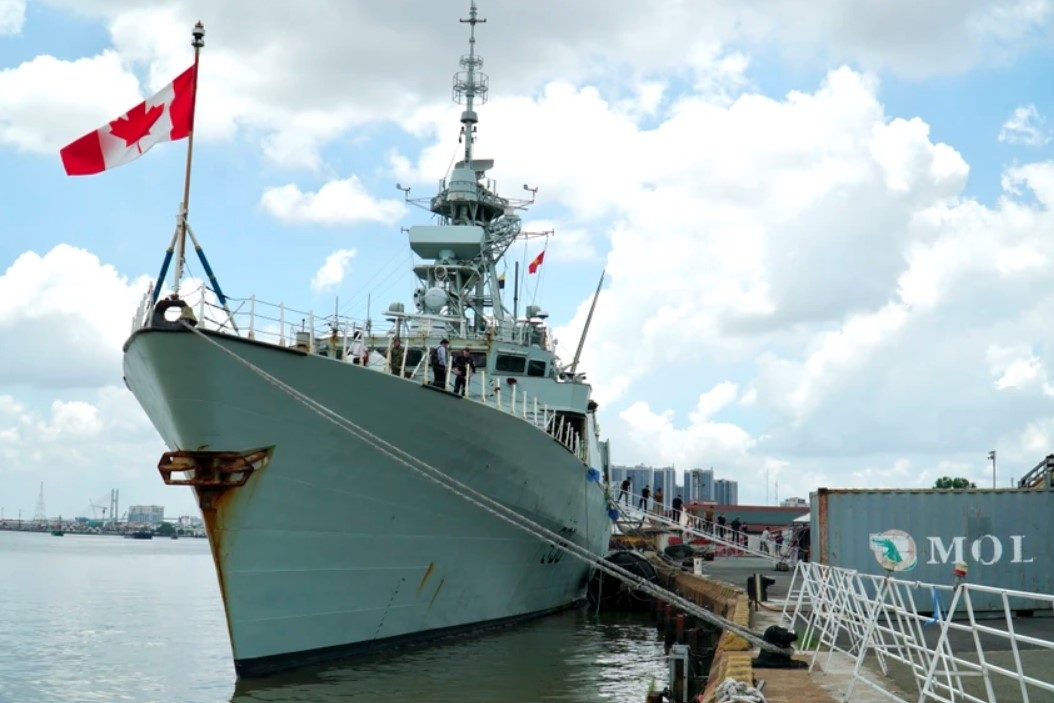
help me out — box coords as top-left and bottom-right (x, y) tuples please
(479, 371), (486, 403)
(533, 397), (539, 425)
(248, 295), (256, 340)
(198, 288), (205, 324)
(279, 303), (285, 346)
(308, 312), (315, 353)
(511, 385), (517, 415)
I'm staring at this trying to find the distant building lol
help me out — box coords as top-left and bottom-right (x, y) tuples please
(176, 515), (204, 528)
(651, 466), (677, 498)
(781, 497), (808, 508)
(611, 464), (653, 497)
(714, 479), (739, 505)
(127, 505), (164, 525)
(684, 468), (714, 502)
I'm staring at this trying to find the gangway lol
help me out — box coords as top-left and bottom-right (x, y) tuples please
(1018, 453), (1054, 489)
(611, 490), (798, 563)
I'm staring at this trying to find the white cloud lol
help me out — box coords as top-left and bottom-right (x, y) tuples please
(0, 245), (151, 388)
(260, 177), (406, 226)
(7, 0), (1049, 168)
(0, 0), (24, 35)
(0, 386), (184, 519)
(311, 249), (357, 293)
(999, 105), (1052, 146)
(0, 51), (141, 153)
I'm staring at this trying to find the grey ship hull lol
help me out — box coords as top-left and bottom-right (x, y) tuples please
(122, 327), (610, 676)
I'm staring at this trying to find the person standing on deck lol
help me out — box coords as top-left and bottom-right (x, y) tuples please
(452, 347), (475, 396)
(653, 487), (665, 517)
(432, 339), (450, 388)
(388, 337), (405, 376)
(349, 330), (368, 365)
(671, 495), (683, 524)
(704, 505), (716, 534)
(638, 485), (650, 511)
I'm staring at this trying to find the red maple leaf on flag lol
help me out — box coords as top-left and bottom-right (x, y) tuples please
(109, 102), (165, 152)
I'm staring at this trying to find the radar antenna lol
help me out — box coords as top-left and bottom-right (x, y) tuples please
(454, 1), (488, 163)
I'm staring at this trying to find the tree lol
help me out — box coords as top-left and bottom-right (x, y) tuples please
(934, 476), (976, 489)
(156, 521), (176, 536)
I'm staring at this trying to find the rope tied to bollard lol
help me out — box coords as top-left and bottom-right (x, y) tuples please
(714, 678), (767, 703)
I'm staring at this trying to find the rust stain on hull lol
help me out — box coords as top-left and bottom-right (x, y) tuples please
(417, 562), (436, 594)
(156, 446), (273, 660)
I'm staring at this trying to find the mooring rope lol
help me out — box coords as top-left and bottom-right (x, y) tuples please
(178, 322), (790, 656)
(714, 678), (767, 703)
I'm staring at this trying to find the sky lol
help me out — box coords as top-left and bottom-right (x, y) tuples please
(1, 0), (1053, 520)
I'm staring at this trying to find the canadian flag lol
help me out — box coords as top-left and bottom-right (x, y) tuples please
(59, 64), (197, 176)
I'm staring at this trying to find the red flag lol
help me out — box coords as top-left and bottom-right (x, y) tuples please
(60, 64), (197, 176)
(528, 250), (545, 274)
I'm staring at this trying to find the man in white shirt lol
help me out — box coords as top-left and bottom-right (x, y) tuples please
(432, 339), (450, 388)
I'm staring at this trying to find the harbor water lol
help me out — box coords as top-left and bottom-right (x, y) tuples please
(0, 530), (667, 702)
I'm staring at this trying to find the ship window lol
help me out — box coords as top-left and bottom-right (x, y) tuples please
(527, 360), (546, 377)
(495, 354), (526, 373)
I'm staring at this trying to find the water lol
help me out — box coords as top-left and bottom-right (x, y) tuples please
(0, 531), (667, 702)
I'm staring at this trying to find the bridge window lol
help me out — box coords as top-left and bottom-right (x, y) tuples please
(527, 360), (546, 377)
(495, 354), (526, 373)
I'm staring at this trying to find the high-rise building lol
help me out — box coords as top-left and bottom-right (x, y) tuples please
(651, 466), (676, 497)
(127, 505), (164, 525)
(714, 479), (739, 505)
(611, 464), (654, 501)
(684, 468), (714, 502)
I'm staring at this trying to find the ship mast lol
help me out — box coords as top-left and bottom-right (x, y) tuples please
(457, 2), (487, 163)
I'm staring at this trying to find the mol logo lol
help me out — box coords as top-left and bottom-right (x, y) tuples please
(869, 530), (918, 572)
(870, 529), (1035, 569)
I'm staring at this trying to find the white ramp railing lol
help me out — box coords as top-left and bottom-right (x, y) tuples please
(780, 561), (1054, 702)
(611, 491), (793, 562)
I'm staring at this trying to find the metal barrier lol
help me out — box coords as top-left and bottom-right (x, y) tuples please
(780, 561), (1054, 702)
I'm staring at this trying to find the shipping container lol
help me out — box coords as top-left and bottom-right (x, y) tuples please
(810, 488), (1054, 613)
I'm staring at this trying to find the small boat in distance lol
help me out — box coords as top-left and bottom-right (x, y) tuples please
(125, 530), (154, 540)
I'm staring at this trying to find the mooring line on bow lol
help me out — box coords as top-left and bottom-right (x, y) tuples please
(178, 322), (790, 655)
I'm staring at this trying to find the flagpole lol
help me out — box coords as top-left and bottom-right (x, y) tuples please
(173, 21), (205, 297)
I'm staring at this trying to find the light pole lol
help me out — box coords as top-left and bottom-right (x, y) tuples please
(988, 450), (996, 489)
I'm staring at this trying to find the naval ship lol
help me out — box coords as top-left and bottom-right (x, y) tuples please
(123, 3), (613, 677)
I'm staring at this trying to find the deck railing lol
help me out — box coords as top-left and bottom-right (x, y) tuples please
(133, 285), (589, 462)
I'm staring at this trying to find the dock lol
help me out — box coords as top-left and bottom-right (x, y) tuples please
(633, 553), (1054, 702)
